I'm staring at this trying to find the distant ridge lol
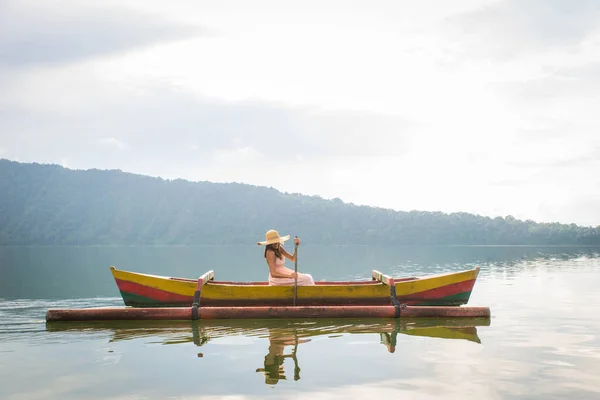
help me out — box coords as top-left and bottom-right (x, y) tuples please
(1, 159), (599, 246)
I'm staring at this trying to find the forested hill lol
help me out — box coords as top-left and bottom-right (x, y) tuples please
(1, 159), (599, 246)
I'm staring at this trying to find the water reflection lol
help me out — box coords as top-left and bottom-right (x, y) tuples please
(256, 329), (305, 384)
(46, 318), (490, 385)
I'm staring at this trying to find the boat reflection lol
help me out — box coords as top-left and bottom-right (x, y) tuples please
(46, 317), (490, 384)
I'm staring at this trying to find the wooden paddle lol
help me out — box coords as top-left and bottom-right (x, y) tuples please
(292, 330), (301, 380)
(293, 236), (299, 306)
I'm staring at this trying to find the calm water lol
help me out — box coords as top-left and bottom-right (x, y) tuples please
(1, 245), (600, 399)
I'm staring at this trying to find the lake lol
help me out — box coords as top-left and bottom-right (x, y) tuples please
(1, 245), (600, 399)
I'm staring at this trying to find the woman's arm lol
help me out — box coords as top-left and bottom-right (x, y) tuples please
(281, 246), (296, 262)
(281, 237), (300, 261)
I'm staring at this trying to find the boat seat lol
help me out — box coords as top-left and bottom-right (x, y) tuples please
(372, 270), (418, 284)
(372, 270), (392, 285)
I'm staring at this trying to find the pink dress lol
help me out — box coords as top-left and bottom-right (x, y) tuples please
(268, 256), (315, 286)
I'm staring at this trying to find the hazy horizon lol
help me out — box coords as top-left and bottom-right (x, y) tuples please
(1, 1), (599, 226)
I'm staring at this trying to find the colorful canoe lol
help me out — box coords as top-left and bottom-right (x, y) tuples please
(110, 266), (480, 307)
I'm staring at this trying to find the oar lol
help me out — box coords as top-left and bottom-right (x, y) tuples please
(293, 236), (299, 306)
(292, 330), (301, 380)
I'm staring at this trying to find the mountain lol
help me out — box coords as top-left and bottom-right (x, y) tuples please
(0, 159), (599, 246)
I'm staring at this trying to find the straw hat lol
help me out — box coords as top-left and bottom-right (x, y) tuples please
(257, 230), (290, 246)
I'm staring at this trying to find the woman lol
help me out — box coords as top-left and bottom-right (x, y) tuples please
(257, 229), (315, 286)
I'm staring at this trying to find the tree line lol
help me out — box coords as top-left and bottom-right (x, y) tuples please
(1, 159), (599, 246)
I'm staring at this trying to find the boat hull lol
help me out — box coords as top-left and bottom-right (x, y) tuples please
(110, 266), (480, 308)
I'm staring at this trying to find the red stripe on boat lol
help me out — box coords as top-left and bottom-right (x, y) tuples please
(115, 279), (191, 303)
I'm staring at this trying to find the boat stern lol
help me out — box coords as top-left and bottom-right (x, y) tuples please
(396, 266), (481, 306)
(109, 266), (195, 307)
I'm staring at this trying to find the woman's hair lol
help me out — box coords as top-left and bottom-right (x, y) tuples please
(264, 243), (283, 260)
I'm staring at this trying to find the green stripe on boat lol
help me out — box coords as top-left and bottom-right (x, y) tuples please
(415, 292), (472, 306)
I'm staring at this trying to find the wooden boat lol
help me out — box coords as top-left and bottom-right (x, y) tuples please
(110, 265), (481, 308)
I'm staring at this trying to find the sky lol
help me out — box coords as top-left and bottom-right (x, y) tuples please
(1, 0), (599, 227)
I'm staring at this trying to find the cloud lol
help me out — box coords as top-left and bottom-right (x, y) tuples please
(0, 60), (416, 167)
(442, 0), (600, 60)
(212, 147), (262, 163)
(0, 0), (206, 67)
(98, 137), (128, 150)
